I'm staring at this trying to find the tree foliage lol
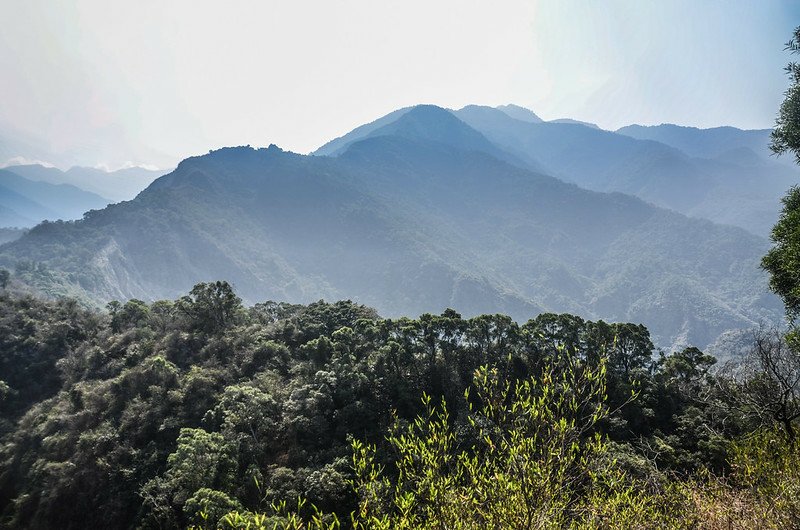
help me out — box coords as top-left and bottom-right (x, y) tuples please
(0, 281), (796, 529)
(771, 26), (800, 164)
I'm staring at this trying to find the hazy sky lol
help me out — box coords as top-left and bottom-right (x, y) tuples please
(1, 0), (798, 168)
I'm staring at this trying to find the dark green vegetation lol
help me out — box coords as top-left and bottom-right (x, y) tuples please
(0, 106), (783, 350)
(771, 26), (800, 165)
(3, 275), (800, 528)
(2, 22), (800, 530)
(1, 279), (789, 529)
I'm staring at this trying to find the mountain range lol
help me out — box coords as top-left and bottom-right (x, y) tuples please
(454, 106), (797, 237)
(0, 169), (110, 227)
(317, 105), (798, 237)
(0, 104), (786, 351)
(0, 164), (166, 229)
(2, 164), (164, 203)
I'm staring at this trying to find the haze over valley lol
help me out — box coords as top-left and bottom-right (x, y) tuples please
(4, 3), (800, 528)
(0, 103), (794, 351)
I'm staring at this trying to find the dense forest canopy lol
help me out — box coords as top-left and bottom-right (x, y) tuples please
(0, 277), (798, 529)
(2, 19), (800, 530)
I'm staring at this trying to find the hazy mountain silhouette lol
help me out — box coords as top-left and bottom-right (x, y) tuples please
(0, 227), (25, 245)
(0, 169), (109, 227)
(453, 105), (798, 236)
(315, 105), (530, 169)
(616, 123), (778, 162)
(0, 106), (780, 350)
(4, 164), (164, 202)
(550, 118), (600, 129)
(313, 107), (415, 156)
(496, 103), (543, 123)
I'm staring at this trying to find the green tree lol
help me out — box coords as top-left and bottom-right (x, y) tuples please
(763, 187), (800, 320)
(347, 359), (667, 529)
(771, 26), (800, 164)
(178, 281), (244, 333)
(110, 298), (150, 331)
(765, 26), (800, 319)
(756, 26), (800, 448)
(0, 268), (10, 289)
(141, 428), (238, 527)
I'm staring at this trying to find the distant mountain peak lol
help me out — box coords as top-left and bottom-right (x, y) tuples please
(549, 118), (600, 129)
(617, 123), (759, 134)
(342, 104), (531, 169)
(312, 107), (415, 157)
(614, 122), (780, 164)
(495, 104), (543, 123)
(373, 104), (480, 137)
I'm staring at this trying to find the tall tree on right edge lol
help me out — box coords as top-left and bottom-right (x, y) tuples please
(764, 26), (800, 321)
(750, 26), (800, 446)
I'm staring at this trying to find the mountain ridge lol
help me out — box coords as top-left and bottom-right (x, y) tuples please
(0, 168), (110, 227)
(4, 164), (165, 202)
(0, 106), (780, 350)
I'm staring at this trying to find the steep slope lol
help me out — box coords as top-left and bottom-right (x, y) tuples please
(339, 133), (776, 345)
(1, 145), (540, 318)
(312, 107), (414, 156)
(0, 107), (781, 349)
(454, 105), (799, 236)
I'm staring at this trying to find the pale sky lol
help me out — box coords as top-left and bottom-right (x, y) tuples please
(0, 0), (798, 169)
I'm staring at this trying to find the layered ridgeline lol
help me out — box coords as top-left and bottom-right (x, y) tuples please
(1, 164), (164, 203)
(0, 164), (164, 228)
(317, 107), (797, 238)
(453, 106), (798, 237)
(0, 168), (110, 228)
(0, 105), (782, 349)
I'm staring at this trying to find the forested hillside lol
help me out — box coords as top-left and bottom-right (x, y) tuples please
(0, 280), (797, 529)
(0, 106), (781, 350)
(3, 5), (800, 530)
(315, 104), (798, 237)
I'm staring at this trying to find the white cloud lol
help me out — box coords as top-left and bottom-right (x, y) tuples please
(1, 156), (56, 169)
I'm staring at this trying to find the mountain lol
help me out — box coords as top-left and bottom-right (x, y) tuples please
(0, 106), (780, 350)
(615, 123), (780, 163)
(314, 105), (530, 169)
(496, 103), (543, 123)
(0, 169), (111, 227)
(3, 164), (164, 202)
(0, 183), (51, 227)
(313, 107), (415, 156)
(453, 105), (799, 236)
(550, 118), (600, 129)
(0, 227), (25, 245)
